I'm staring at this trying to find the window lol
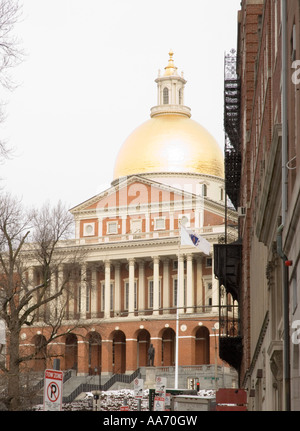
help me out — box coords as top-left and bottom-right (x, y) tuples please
(131, 219), (142, 234)
(124, 281), (137, 310)
(77, 285), (81, 313)
(206, 257), (212, 268)
(173, 277), (186, 307)
(179, 88), (182, 105)
(148, 279), (161, 309)
(163, 87), (169, 104)
(101, 282), (114, 311)
(173, 278), (178, 307)
(202, 184), (207, 197)
(86, 284), (91, 312)
(154, 217), (165, 230)
(107, 221), (118, 234)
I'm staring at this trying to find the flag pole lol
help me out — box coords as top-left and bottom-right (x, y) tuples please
(175, 227), (181, 389)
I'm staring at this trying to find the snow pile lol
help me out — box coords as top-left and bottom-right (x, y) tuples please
(198, 389), (215, 398)
(33, 388), (215, 411)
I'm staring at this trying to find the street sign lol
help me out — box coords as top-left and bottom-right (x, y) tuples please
(153, 396), (165, 411)
(120, 405), (129, 411)
(133, 378), (144, 399)
(43, 369), (63, 411)
(155, 376), (167, 398)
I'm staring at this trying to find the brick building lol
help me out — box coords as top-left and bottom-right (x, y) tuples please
(224, 0), (300, 410)
(10, 52), (238, 386)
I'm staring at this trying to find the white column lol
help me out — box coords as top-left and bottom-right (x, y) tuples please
(98, 217), (103, 237)
(153, 256), (160, 315)
(128, 258), (135, 315)
(69, 269), (75, 320)
(104, 260), (111, 318)
(170, 213), (174, 233)
(80, 263), (87, 319)
(91, 266), (97, 318)
(163, 259), (170, 314)
(122, 215), (127, 237)
(138, 260), (145, 313)
(57, 264), (66, 319)
(186, 254), (193, 313)
(75, 218), (80, 239)
(196, 257), (203, 310)
(114, 262), (121, 316)
(178, 254), (185, 313)
(49, 269), (57, 320)
(145, 213), (149, 238)
(27, 267), (35, 312)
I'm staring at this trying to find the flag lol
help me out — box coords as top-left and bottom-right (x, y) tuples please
(180, 224), (211, 255)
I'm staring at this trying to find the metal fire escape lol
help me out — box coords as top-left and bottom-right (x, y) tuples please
(213, 50), (242, 375)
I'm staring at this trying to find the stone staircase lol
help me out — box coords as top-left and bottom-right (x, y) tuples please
(35, 365), (238, 405)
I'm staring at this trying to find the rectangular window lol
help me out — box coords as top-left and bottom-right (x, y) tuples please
(206, 257), (212, 268)
(131, 219), (142, 234)
(124, 281), (137, 310)
(173, 278), (178, 307)
(107, 221), (118, 234)
(173, 278), (186, 307)
(154, 217), (165, 230)
(77, 285), (81, 313)
(86, 284), (91, 312)
(148, 279), (161, 309)
(101, 282), (114, 311)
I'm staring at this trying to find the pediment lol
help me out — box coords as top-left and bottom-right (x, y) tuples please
(69, 175), (199, 215)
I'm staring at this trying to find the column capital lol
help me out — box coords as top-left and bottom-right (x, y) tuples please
(114, 261), (121, 270)
(152, 256), (160, 264)
(178, 254), (184, 262)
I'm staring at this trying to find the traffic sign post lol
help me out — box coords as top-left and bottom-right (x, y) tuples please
(43, 369), (63, 411)
(133, 378), (144, 399)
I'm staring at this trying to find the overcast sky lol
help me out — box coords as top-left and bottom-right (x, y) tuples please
(0, 0), (241, 210)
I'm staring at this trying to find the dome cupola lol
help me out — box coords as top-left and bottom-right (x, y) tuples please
(113, 52), (224, 180)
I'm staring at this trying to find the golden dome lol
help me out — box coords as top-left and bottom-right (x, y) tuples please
(113, 113), (224, 179)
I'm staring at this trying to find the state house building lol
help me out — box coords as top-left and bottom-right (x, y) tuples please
(20, 52), (237, 379)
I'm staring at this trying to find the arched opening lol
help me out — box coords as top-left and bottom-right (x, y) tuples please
(136, 329), (150, 367)
(65, 333), (78, 371)
(179, 88), (182, 104)
(161, 328), (175, 366)
(88, 332), (102, 375)
(163, 87), (169, 104)
(112, 330), (126, 374)
(195, 326), (210, 364)
(33, 334), (47, 371)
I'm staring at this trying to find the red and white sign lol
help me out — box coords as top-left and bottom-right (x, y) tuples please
(133, 378), (144, 399)
(120, 405), (129, 411)
(43, 369), (63, 411)
(153, 396), (165, 411)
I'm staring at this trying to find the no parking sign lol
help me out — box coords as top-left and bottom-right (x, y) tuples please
(43, 369), (63, 411)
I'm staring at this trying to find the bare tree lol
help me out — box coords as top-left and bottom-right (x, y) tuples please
(0, 0), (23, 163)
(0, 194), (85, 411)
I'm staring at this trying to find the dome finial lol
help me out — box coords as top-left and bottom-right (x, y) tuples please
(164, 49), (177, 76)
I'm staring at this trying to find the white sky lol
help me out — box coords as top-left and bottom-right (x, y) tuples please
(0, 0), (241, 210)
